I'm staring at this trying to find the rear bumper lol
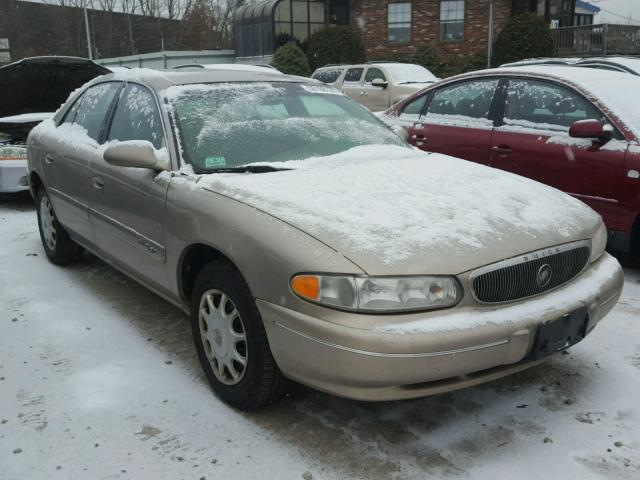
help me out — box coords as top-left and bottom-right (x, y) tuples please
(0, 160), (29, 193)
(259, 254), (623, 401)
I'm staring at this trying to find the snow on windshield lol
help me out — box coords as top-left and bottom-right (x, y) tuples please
(384, 64), (437, 84)
(163, 82), (402, 171)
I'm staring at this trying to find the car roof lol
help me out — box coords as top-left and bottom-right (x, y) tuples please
(91, 67), (311, 91)
(487, 64), (633, 82)
(172, 63), (282, 74)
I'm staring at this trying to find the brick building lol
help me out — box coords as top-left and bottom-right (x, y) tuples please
(234, 0), (578, 60)
(0, 0), (188, 65)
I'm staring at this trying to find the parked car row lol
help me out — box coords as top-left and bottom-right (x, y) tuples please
(25, 65), (623, 410)
(380, 64), (640, 256)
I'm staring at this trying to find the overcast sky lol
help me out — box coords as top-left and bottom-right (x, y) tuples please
(590, 0), (640, 24)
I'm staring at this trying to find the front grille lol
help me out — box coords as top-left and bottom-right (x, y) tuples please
(470, 241), (591, 304)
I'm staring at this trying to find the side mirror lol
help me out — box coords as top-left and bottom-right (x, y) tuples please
(390, 124), (409, 141)
(371, 78), (388, 89)
(103, 140), (169, 171)
(569, 119), (613, 141)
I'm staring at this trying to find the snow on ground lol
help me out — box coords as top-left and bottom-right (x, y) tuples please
(1, 192), (639, 480)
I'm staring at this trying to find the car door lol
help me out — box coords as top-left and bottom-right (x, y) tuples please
(491, 77), (628, 229)
(88, 82), (172, 294)
(361, 67), (389, 111)
(407, 78), (500, 164)
(340, 67), (366, 105)
(39, 82), (122, 243)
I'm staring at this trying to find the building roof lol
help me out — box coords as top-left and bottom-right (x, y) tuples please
(575, 1), (601, 14)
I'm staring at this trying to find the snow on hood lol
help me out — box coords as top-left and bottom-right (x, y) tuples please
(199, 145), (599, 275)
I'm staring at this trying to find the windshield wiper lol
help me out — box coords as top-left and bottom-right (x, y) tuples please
(398, 80), (433, 84)
(197, 165), (290, 174)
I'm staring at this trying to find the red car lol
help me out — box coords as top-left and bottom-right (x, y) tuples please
(384, 65), (640, 256)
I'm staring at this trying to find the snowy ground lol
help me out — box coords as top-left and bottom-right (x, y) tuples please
(1, 192), (639, 480)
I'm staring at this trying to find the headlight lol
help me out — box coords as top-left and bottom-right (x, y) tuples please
(590, 222), (607, 263)
(290, 274), (462, 313)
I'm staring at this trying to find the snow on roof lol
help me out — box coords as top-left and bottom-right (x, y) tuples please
(493, 65), (640, 140)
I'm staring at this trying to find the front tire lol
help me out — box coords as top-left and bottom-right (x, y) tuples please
(191, 260), (286, 410)
(36, 188), (84, 265)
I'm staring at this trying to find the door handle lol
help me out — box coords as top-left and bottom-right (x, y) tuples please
(492, 145), (513, 155)
(44, 154), (55, 164)
(91, 176), (104, 190)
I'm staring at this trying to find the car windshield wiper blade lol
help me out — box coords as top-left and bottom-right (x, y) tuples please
(198, 165), (290, 174)
(398, 80), (433, 84)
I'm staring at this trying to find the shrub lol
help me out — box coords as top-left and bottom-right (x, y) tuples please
(306, 26), (365, 71)
(271, 42), (311, 76)
(411, 44), (439, 73)
(492, 13), (555, 67)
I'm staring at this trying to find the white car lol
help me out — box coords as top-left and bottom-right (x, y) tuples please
(0, 113), (52, 193)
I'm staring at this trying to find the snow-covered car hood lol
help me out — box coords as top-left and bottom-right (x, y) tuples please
(198, 145), (600, 275)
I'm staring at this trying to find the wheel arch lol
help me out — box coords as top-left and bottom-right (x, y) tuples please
(177, 243), (244, 305)
(28, 170), (43, 200)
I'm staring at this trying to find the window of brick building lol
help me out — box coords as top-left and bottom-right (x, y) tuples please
(440, 0), (465, 41)
(388, 3), (411, 43)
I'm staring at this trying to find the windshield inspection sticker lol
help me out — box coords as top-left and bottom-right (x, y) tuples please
(205, 156), (226, 168)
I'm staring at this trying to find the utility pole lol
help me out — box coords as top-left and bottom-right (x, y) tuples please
(84, 7), (93, 59)
(487, 0), (494, 68)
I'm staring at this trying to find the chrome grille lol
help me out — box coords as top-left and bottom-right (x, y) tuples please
(470, 241), (591, 304)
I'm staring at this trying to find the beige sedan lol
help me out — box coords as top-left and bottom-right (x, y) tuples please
(27, 68), (623, 409)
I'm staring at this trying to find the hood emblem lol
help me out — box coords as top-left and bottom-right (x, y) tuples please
(536, 264), (552, 288)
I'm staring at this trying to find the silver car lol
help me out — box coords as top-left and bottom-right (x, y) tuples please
(27, 68), (623, 410)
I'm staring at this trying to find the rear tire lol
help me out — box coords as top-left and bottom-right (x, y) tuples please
(190, 260), (286, 410)
(36, 188), (84, 265)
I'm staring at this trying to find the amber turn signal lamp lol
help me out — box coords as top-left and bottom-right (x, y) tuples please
(291, 275), (320, 301)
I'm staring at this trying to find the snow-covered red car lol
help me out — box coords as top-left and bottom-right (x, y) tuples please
(27, 68), (623, 409)
(383, 65), (640, 256)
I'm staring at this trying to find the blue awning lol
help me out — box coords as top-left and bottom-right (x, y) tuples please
(576, 1), (601, 14)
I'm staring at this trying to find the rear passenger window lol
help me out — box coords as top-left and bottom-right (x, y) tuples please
(425, 79), (498, 123)
(504, 79), (603, 131)
(312, 69), (342, 84)
(107, 84), (164, 149)
(72, 82), (121, 141)
(344, 68), (364, 84)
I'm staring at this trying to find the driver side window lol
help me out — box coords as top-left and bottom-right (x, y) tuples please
(107, 84), (164, 149)
(364, 68), (387, 84)
(504, 79), (603, 132)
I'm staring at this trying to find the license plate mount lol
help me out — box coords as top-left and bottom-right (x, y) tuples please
(528, 307), (589, 361)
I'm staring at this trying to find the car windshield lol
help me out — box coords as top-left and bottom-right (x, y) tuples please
(384, 64), (437, 84)
(164, 82), (404, 172)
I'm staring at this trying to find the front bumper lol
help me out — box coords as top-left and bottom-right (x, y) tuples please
(0, 160), (29, 193)
(259, 253), (624, 401)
